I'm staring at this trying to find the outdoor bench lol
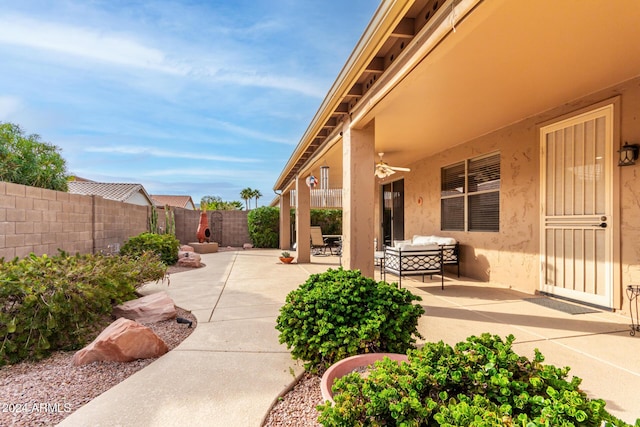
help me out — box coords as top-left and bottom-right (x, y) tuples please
(383, 245), (444, 289)
(383, 235), (460, 288)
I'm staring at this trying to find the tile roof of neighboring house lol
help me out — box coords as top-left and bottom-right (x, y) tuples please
(151, 195), (196, 209)
(68, 182), (153, 205)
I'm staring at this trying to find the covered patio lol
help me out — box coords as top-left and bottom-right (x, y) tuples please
(273, 0), (640, 313)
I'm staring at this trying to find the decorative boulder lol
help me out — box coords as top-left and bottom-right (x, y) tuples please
(180, 244), (195, 252)
(177, 251), (202, 268)
(72, 318), (168, 366)
(113, 292), (177, 323)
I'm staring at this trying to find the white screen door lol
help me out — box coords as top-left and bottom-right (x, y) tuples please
(540, 105), (613, 308)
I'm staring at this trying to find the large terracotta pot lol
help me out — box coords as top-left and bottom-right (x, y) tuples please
(320, 353), (408, 404)
(196, 212), (210, 243)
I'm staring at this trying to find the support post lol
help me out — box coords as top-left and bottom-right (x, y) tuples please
(342, 118), (375, 277)
(296, 175), (311, 263)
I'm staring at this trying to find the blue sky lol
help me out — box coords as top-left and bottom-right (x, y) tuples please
(0, 0), (379, 206)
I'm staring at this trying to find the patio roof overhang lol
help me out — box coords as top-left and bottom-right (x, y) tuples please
(272, 0), (640, 201)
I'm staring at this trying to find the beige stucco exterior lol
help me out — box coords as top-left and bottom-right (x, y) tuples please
(273, 0), (640, 313)
(398, 80), (640, 305)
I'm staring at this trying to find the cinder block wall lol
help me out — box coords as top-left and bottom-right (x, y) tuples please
(93, 196), (149, 253)
(0, 181), (148, 259)
(0, 181), (251, 260)
(173, 209), (249, 247)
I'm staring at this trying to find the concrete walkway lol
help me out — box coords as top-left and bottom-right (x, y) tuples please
(59, 249), (335, 427)
(58, 249), (640, 426)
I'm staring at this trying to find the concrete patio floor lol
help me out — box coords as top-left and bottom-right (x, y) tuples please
(382, 268), (640, 424)
(59, 249), (639, 426)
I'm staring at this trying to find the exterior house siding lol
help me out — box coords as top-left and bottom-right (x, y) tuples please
(395, 77), (640, 311)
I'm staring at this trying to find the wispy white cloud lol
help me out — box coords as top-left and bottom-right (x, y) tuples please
(85, 146), (260, 163)
(0, 96), (23, 120)
(0, 0), (379, 205)
(0, 15), (186, 75)
(141, 167), (269, 178)
(207, 119), (295, 145)
(0, 13), (326, 98)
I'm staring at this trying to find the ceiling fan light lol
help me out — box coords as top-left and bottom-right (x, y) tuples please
(375, 167), (395, 178)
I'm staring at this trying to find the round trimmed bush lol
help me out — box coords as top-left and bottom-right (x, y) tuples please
(120, 232), (179, 265)
(276, 268), (424, 372)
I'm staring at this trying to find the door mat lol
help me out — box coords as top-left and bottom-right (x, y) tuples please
(524, 298), (599, 315)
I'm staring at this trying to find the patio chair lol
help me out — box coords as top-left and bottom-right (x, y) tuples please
(310, 226), (330, 255)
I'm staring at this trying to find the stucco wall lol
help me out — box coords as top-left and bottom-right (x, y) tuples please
(392, 76), (640, 311)
(618, 79), (640, 302)
(403, 121), (540, 291)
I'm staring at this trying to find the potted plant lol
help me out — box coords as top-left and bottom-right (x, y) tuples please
(279, 251), (294, 264)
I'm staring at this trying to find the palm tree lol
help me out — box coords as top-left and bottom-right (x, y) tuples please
(240, 187), (253, 211)
(252, 189), (262, 209)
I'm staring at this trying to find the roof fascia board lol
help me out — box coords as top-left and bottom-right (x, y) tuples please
(350, 0), (482, 128)
(273, 0), (413, 191)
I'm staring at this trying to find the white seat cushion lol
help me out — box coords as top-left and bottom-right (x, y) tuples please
(400, 244), (439, 251)
(411, 235), (457, 246)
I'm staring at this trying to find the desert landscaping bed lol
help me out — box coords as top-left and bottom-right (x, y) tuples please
(0, 306), (197, 426)
(0, 261), (324, 427)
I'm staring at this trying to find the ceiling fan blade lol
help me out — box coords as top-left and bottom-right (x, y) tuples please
(375, 168), (395, 178)
(374, 152), (409, 177)
(375, 164), (396, 178)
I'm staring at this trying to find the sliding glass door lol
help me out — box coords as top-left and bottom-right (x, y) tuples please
(381, 179), (404, 248)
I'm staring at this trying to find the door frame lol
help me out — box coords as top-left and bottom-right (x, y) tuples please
(538, 98), (621, 309)
(380, 179), (405, 249)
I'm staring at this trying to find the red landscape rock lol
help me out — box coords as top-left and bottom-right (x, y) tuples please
(180, 244), (195, 252)
(72, 318), (168, 366)
(113, 292), (177, 323)
(177, 251), (202, 268)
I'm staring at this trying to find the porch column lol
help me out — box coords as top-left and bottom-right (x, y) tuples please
(342, 119), (375, 277)
(295, 174), (311, 263)
(279, 191), (291, 250)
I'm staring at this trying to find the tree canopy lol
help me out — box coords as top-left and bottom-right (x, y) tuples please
(0, 122), (68, 191)
(240, 187), (263, 210)
(200, 195), (242, 211)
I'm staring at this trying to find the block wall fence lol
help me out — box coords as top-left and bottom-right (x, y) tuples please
(0, 181), (250, 260)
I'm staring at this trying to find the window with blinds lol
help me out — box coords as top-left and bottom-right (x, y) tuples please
(441, 152), (500, 232)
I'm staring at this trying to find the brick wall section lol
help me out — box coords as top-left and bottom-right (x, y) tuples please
(173, 209), (249, 247)
(220, 210), (250, 247)
(93, 196), (149, 253)
(0, 181), (149, 259)
(0, 181), (251, 260)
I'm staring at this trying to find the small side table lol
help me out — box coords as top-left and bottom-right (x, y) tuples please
(626, 285), (640, 336)
(374, 251), (385, 282)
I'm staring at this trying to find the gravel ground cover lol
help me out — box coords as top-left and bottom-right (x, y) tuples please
(0, 307), (197, 427)
(0, 262), (325, 427)
(263, 373), (323, 426)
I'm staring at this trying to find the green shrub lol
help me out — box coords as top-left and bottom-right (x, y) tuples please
(248, 206), (279, 248)
(276, 268), (424, 372)
(120, 232), (179, 265)
(310, 209), (342, 235)
(288, 208), (343, 239)
(0, 251), (167, 366)
(318, 333), (637, 426)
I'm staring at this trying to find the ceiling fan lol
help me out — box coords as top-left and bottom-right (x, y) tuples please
(375, 152), (410, 178)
